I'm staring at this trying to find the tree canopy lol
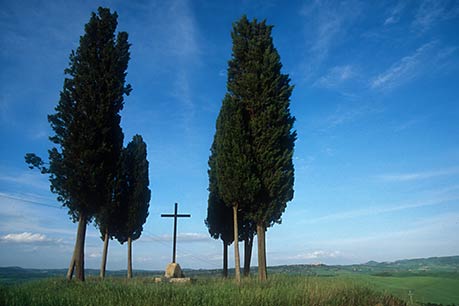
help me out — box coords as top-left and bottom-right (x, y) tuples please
(25, 7), (131, 281)
(208, 15), (296, 281)
(205, 139), (234, 246)
(115, 134), (151, 244)
(227, 16), (296, 229)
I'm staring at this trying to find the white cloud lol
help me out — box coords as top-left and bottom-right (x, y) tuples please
(0, 232), (61, 244)
(370, 41), (458, 90)
(321, 212), (459, 248)
(370, 41), (434, 90)
(378, 167), (459, 182)
(289, 250), (341, 260)
(0, 171), (49, 191)
(294, 156), (315, 172)
(323, 102), (383, 129)
(305, 195), (459, 224)
(300, 0), (362, 77)
(141, 232), (210, 243)
(412, 0), (459, 31)
(88, 251), (101, 259)
(314, 65), (356, 88)
(384, 1), (406, 26)
(167, 0), (201, 59)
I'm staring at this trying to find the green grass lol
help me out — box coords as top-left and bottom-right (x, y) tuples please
(348, 274), (459, 305)
(0, 274), (407, 306)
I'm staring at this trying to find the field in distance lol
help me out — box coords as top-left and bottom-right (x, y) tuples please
(0, 255), (458, 305)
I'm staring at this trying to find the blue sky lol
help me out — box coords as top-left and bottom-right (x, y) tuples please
(1, 0), (459, 271)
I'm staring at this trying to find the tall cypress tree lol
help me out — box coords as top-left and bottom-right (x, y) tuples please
(205, 139), (234, 278)
(240, 220), (256, 277)
(96, 186), (123, 279)
(214, 95), (260, 283)
(206, 141), (255, 278)
(227, 16), (296, 281)
(25, 7), (131, 281)
(115, 134), (151, 279)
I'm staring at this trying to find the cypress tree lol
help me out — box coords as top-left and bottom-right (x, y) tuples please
(227, 16), (296, 281)
(96, 185), (123, 279)
(214, 95), (260, 283)
(115, 135), (151, 279)
(25, 7), (131, 281)
(240, 220), (256, 277)
(205, 139), (234, 278)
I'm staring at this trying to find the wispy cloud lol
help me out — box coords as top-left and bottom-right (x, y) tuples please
(0, 232), (61, 244)
(321, 212), (459, 247)
(288, 250), (342, 261)
(322, 102), (383, 129)
(0, 191), (99, 239)
(314, 65), (356, 89)
(370, 41), (434, 90)
(294, 156), (315, 172)
(300, 0), (362, 77)
(142, 232), (209, 243)
(167, 0), (201, 59)
(412, 0), (459, 32)
(165, 0), (201, 133)
(393, 118), (423, 132)
(88, 251), (101, 259)
(378, 167), (459, 182)
(384, 1), (407, 26)
(370, 41), (458, 90)
(305, 195), (459, 224)
(0, 171), (50, 192)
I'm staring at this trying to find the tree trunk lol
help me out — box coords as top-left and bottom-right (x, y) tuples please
(257, 223), (267, 281)
(66, 251), (75, 280)
(243, 232), (253, 277)
(223, 241), (228, 278)
(233, 205), (241, 283)
(100, 230), (109, 279)
(67, 213), (87, 281)
(127, 236), (133, 279)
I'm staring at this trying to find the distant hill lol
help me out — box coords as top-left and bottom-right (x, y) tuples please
(269, 255), (459, 277)
(1, 255), (458, 283)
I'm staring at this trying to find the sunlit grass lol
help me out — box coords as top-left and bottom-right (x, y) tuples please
(0, 274), (408, 306)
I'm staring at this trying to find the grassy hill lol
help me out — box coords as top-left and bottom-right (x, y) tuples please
(1, 255), (458, 305)
(0, 275), (408, 306)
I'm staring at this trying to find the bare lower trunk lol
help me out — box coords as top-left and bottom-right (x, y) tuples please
(233, 205), (241, 283)
(223, 241), (228, 278)
(243, 232), (253, 277)
(127, 236), (132, 279)
(66, 251), (75, 280)
(100, 230), (109, 279)
(257, 223), (267, 281)
(67, 213), (87, 281)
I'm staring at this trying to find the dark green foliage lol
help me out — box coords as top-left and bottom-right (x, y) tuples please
(24, 7), (131, 281)
(205, 140), (234, 245)
(227, 15), (296, 227)
(25, 7), (131, 222)
(214, 95), (260, 209)
(115, 135), (151, 243)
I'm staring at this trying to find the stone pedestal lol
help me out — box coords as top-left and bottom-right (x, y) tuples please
(165, 262), (184, 278)
(153, 262), (193, 283)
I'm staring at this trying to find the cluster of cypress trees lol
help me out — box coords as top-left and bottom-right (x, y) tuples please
(25, 7), (294, 284)
(205, 16), (296, 282)
(25, 7), (150, 281)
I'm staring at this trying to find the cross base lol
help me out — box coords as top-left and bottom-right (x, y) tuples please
(164, 262), (185, 278)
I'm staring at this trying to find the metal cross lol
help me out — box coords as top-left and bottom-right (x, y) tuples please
(161, 203), (191, 263)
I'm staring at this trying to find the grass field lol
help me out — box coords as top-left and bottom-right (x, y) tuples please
(346, 274), (459, 305)
(1, 257), (458, 306)
(0, 274), (409, 306)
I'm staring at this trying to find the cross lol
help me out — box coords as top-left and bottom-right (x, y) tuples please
(161, 202), (191, 263)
